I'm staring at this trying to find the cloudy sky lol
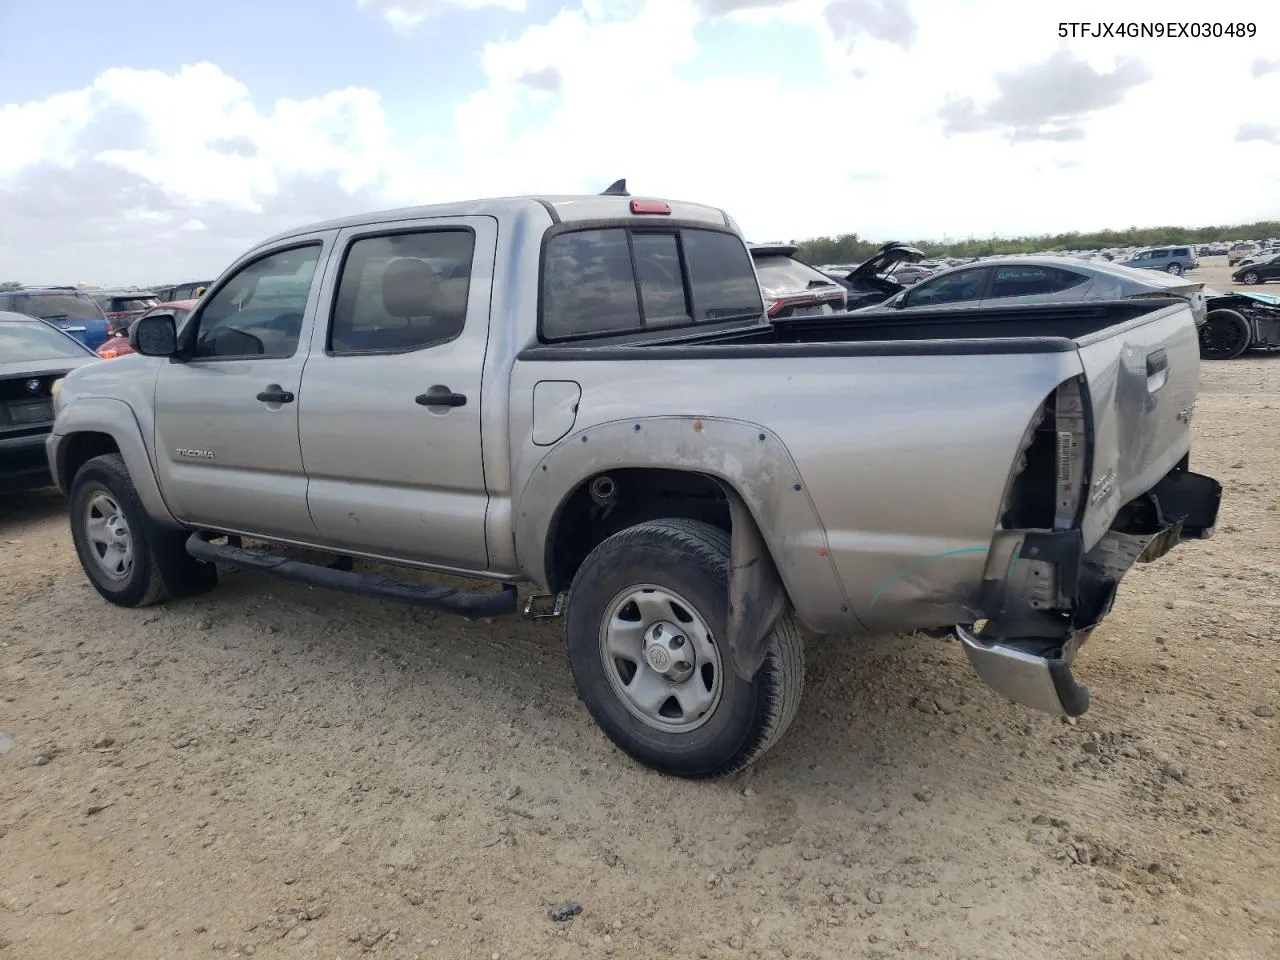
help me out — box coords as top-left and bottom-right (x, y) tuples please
(1, 0), (1277, 284)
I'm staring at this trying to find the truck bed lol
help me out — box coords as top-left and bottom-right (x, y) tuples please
(519, 299), (1182, 359)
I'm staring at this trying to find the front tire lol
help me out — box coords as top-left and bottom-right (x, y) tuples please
(1199, 309), (1251, 361)
(564, 519), (804, 779)
(1242, 270), (1261, 285)
(69, 453), (216, 606)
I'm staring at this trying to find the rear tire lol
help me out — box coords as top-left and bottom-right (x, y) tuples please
(1166, 263), (1182, 275)
(564, 519), (804, 779)
(69, 453), (217, 606)
(1198, 309), (1251, 361)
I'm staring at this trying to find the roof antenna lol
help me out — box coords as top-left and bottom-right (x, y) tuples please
(600, 178), (630, 197)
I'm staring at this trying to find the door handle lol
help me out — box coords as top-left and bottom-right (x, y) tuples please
(415, 390), (467, 408)
(256, 386), (295, 404)
(1146, 349), (1168, 376)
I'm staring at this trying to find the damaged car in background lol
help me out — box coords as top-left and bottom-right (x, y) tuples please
(823, 241), (928, 310)
(848, 256), (1209, 325)
(1198, 289), (1280, 360)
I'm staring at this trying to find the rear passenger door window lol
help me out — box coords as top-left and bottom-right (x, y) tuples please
(987, 266), (1087, 299)
(328, 229), (476, 354)
(903, 267), (990, 307)
(540, 226), (763, 341)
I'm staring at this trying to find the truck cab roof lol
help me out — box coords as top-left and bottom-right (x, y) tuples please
(260, 194), (736, 248)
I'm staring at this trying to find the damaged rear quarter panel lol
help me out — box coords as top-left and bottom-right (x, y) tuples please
(510, 350), (1083, 634)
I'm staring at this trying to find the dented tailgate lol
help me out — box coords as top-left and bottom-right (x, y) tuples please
(1073, 300), (1202, 550)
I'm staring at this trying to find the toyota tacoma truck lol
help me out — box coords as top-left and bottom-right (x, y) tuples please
(46, 187), (1221, 779)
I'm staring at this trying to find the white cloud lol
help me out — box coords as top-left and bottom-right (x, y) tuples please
(2, 0), (1279, 283)
(357, 0), (525, 32)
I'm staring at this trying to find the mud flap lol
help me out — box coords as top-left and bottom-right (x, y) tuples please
(722, 486), (788, 681)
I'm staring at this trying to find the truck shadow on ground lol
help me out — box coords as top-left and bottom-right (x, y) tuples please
(163, 563), (1083, 821)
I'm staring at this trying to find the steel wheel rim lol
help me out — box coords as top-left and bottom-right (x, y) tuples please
(84, 491), (134, 581)
(599, 583), (724, 734)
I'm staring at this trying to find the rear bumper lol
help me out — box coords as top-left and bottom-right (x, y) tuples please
(961, 465), (1221, 716)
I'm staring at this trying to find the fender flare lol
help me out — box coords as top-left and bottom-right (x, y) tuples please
(513, 415), (861, 672)
(51, 398), (181, 529)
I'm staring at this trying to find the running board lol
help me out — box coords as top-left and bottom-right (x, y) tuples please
(954, 624), (1090, 717)
(185, 534), (519, 619)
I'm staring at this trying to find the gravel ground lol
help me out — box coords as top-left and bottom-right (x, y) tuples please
(2, 260), (1278, 959)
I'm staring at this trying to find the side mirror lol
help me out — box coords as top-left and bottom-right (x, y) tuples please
(130, 313), (178, 357)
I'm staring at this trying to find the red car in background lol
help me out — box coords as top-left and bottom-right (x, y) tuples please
(96, 299), (199, 359)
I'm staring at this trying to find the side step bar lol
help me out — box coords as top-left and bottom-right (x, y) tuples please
(954, 625), (1091, 717)
(185, 534), (519, 619)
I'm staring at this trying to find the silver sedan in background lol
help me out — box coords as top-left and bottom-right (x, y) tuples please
(849, 256), (1208, 326)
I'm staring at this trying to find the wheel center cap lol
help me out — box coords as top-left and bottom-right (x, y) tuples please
(646, 645), (672, 672)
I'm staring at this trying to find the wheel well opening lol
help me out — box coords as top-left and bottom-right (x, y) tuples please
(545, 468), (730, 593)
(60, 432), (120, 493)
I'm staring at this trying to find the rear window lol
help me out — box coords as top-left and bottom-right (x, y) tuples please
(1172, 248), (1189, 257)
(540, 226), (761, 341)
(751, 254), (836, 300)
(9, 293), (105, 322)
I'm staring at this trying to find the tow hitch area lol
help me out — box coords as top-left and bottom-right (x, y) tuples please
(957, 465), (1222, 718)
(955, 626), (1091, 716)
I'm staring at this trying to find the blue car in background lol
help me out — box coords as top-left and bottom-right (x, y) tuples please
(0, 287), (112, 350)
(1116, 245), (1199, 276)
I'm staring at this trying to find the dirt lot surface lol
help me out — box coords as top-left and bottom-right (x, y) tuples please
(2, 260), (1278, 960)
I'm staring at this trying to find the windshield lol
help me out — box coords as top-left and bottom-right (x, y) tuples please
(0, 321), (92, 361)
(15, 293), (106, 322)
(752, 255), (838, 299)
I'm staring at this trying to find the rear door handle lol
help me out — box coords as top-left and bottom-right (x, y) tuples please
(415, 390), (467, 408)
(256, 386), (295, 404)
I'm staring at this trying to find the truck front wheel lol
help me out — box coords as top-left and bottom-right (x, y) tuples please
(564, 519), (804, 779)
(69, 453), (216, 606)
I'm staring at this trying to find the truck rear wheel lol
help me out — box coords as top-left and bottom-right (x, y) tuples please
(69, 453), (217, 606)
(564, 519), (804, 779)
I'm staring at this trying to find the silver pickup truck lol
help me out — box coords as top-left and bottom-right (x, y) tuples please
(47, 190), (1222, 779)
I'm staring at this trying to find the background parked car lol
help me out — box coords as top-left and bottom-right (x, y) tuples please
(748, 243), (848, 318)
(1227, 242), (1259, 266)
(150, 280), (211, 302)
(1235, 245), (1280, 267)
(1116, 245), (1199, 276)
(1, 314), (100, 491)
(0, 286), (111, 350)
(1232, 254), (1280, 286)
(849, 256), (1208, 325)
(824, 242), (927, 310)
(95, 299), (200, 359)
(90, 290), (160, 334)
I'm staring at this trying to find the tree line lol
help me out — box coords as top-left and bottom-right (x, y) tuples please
(792, 220), (1280, 265)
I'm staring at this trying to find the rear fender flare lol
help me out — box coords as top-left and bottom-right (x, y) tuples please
(513, 416), (862, 652)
